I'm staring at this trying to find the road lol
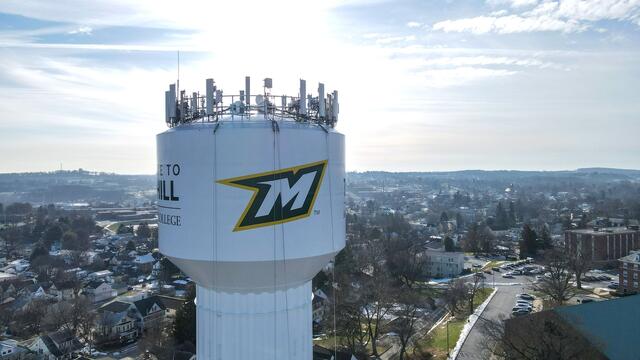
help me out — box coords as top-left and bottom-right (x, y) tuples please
(456, 271), (537, 360)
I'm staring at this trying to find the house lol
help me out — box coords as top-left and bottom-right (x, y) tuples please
(29, 329), (83, 359)
(131, 296), (167, 331)
(50, 281), (77, 301)
(82, 281), (115, 303)
(88, 270), (113, 281)
(134, 253), (155, 273)
(96, 301), (138, 345)
(423, 248), (464, 278)
(0, 339), (25, 359)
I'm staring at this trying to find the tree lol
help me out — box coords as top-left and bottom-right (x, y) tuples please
(159, 257), (180, 284)
(14, 299), (48, 336)
(538, 225), (553, 250)
(61, 231), (79, 250)
(443, 279), (467, 316)
(330, 296), (369, 358)
(568, 252), (591, 290)
(390, 292), (423, 360)
(440, 211), (449, 223)
(494, 202), (510, 230)
(117, 224), (134, 234)
(463, 223), (494, 255)
(385, 236), (428, 289)
(136, 222), (151, 239)
(126, 239), (136, 251)
(519, 224), (538, 258)
(468, 273), (484, 313)
(43, 225), (63, 248)
(508, 201), (517, 226)
(444, 236), (455, 252)
(174, 285), (196, 345)
(479, 312), (606, 360)
(456, 212), (465, 231)
(533, 249), (576, 306)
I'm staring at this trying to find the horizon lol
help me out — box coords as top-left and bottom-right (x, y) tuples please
(2, 165), (639, 177)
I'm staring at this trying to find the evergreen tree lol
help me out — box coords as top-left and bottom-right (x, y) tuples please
(444, 236), (455, 252)
(136, 222), (151, 239)
(494, 202), (510, 230)
(174, 285), (196, 345)
(43, 225), (63, 248)
(538, 225), (552, 249)
(126, 240), (136, 251)
(440, 211), (449, 223)
(508, 201), (517, 226)
(456, 213), (465, 231)
(61, 231), (79, 250)
(519, 224), (538, 258)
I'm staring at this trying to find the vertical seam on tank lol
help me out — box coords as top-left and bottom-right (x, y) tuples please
(326, 129), (337, 358)
(212, 125), (218, 360)
(272, 121), (278, 359)
(277, 123), (292, 357)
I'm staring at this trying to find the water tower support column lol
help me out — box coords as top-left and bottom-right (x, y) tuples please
(196, 282), (313, 360)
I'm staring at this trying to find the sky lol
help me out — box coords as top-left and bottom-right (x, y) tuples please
(0, 0), (639, 174)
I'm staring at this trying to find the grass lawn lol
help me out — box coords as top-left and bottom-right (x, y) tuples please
(416, 317), (466, 359)
(473, 287), (494, 308)
(482, 260), (506, 270)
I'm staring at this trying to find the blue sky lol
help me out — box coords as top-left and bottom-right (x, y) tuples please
(0, 0), (639, 173)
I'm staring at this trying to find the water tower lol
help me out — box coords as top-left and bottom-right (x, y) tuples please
(157, 77), (345, 359)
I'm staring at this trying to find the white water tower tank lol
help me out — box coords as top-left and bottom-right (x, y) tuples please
(157, 77), (345, 359)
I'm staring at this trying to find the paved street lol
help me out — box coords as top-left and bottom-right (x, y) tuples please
(456, 271), (537, 360)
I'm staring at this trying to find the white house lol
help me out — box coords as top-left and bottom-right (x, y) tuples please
(82, 281), (115, 303)
(424, 248), (465, 278)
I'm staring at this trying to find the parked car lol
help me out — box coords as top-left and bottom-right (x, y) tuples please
(484, 270), (492, 274)
(492, 267), (501, 272)
(578, 298), (595, 303)
(517, 293), (535, 300)
(597, 275), (611, 281)
(608, 282), (619, 289)
(502, 274), (514, 279)
(512, 308), (530, 316)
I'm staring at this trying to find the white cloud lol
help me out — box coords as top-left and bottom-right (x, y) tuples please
(407, 21), (422, 28)
(433, 14), (586, 34)
(421, 55), (554, 68)
(487, 0), (538, 8)
(489, 9), (510, 16)
(420, 67), (518, 87)
(435, 0), (640, 34)
(68, 26), (92, 35)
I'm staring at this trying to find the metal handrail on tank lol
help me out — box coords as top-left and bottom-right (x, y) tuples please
(164, 77), (339, 129)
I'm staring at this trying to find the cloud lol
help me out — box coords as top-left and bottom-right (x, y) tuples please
(420, 55), (555, 68)
(419, 67), (517, 88)
(406, 21), (422, 28)
(434, 0), (640, 34)
(67, 26), (92, 35)
(433, 14), (586, 34)
(487, 0), (538, 8)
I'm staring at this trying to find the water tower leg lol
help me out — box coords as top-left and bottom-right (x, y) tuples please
(196, 282), (313, 359)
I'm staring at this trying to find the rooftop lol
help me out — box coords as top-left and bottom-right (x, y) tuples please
(567, 226), (639, 235)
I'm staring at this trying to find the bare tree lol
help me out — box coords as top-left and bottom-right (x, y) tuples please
(568, 252), (591, 290)
(330, 298), (368, 357)
(389, 292), (423, 360)
(478, 312), (606, 360)
(45, 301), (74, 331)
(443, 279), (468, 316)
(468, 273), (484, 313)
(74, 296), (96, 352)
(532, 250), (576, 306)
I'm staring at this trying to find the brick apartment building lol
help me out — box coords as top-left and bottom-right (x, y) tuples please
(565, 226), (640, 264)
(618, 251), (640, 294)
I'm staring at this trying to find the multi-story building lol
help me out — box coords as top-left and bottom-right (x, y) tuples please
(565, 226), (640, 264)
(423, 248), (465, 278)
(618, 250), (640, 294)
